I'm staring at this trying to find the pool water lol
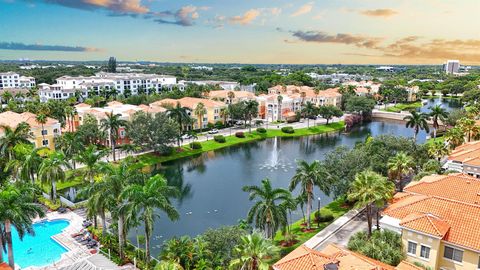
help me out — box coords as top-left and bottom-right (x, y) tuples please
(2, 219), (70, 268)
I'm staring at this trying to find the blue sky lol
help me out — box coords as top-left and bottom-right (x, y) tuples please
(1, 0), (479, 64)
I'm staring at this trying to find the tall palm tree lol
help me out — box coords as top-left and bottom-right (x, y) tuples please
(35, 113), (48, 143)
(55, 132), (83, 169)
(74, 145), (109, 185)
(276, 95), (283, 121)
(122, 175), (179, 263)
(387, 152), (414, 192)
(428, 140), (450, 161)
(347, 170), (394, 238)
(458, 117), (479, 142)
(0, 184), (45, 268)
(229, 231), (278, 270)
(245, 100), (259, 133)
(404, 111), (430, 141)
(100, 112), (127, 161)
(242, 178), (291, 238)
(0, 122), (32, 161)
(302, 102), (317, 128)
(429, 105), (448, 140)
(167, 102), (191, 146)
(289, 160), (330, 229)
(38, 151), (71, 201)
(5, 143), (43, 184)
(444, 127), (465, 149)
(219, 107), (230, 126)
(227, 91), (236, 104)
(194, 102), (207, 132)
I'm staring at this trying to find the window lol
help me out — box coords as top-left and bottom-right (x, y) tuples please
(420, 245), (430, 259)
(42, 140), (49, 146)
(41, 130), (48, 135)
(407, 241), (417, 255)
(444, 246), (463, 263)
(53, 128), (59, 134)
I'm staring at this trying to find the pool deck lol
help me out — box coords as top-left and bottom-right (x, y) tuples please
(24, 211), (95, 270)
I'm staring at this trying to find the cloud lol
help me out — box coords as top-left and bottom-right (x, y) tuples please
(229, 9), (261, 25)
(37, 0), (149, 14)
(291, 2), (314, 17)
(0, 42), (101, 52)
(360, 8), (398, 17)
(290, 30), (383, 49)
(154, 5), (208, 26)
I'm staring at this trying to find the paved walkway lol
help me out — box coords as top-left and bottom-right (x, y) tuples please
(303, 208), (364, 249)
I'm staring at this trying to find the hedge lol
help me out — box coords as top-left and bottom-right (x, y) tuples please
(281, 126), (295, 134)
(214, 135), (226, 143)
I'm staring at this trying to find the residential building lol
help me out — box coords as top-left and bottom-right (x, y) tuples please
(445, 60), (460, 74)
(380, 173), (480, 270)
(443, 141), (480, 176)
(206, 90), (256, 104)
(0, 111), (61, 150)
(152, 97), (226, 129)
(343, 80), (381, 95)
(70, 101), (166, 146)
(38, 72), (179, 102)
(273, 244), (419, 270)
(0, 72), (36, 89)
(258, 85), (342, 121)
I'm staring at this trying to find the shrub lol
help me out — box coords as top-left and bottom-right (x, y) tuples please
(281, 126), (294, 134)
(214, 135), (226, 143)
(256, 127), (267, 133)
(348, 230), (405, 266)
(314, 208), (334, 223)
(38, 196), (61, 211)
(215, 121), (224, 129)
(235, 132), (245, 138)
(207, 122), (215, 129)
(189, 141), (202, 149)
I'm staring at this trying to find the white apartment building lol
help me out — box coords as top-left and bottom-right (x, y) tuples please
(0, 72), (36, 89)
(38, 72), (179, 102)
(445, 60), (460, 74)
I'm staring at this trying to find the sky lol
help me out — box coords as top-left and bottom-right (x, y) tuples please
(0, 0), (479, 65)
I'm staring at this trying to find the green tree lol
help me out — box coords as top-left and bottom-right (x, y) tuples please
(229, 231), (278, 270)
(428, 141), (450, 161)
(35, 113), (48, 143)
(74, 145), (109, 185)
(0, 122), (32, 161)
(38, 151), (71, 201)
(122, 175), (179, 264)
(404, 111), (430, 141)
(276, 95), (283, 121)
(166, 102), (191, 146)
(345, 96), (376, 118)
(242, 178), (291, 238)
(55, 131), (84, 169)
(245, 100), (259, 132)
(108, 56), (117, 73)
(387, 152), (415, 192)
(318, 105), (343, 125)
(100, 112), (127, 161)
(0, 184), (45, 268)
(194, 102), (207, 132)
(429, 105), (449, 140)
(347, 170), (394, 237)
(458, 117), (479, 142)
(302, 101), (317, 127)
(289, 160), (330, 229)
(444, 127), (465, 149)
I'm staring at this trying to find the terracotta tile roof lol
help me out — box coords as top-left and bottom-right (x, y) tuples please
(274, 244), (395, 270)
(405, 173), (480, 205)
(447, 141), (480, 162)
(395, 261), (423, 270)
(383, 195), (480, 251)
(152, 97), (226, 110)
(0, 263), (12, 270)
(207, 90), (256, 99)
(107, 101), (124, 107)
(399, 212), (450, 238)
(0, 111), (59, 129)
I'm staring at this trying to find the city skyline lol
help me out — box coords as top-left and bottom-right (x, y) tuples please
(1, 0), (479, 64)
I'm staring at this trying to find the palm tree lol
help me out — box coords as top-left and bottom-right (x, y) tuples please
(302, 102), (317, 128)
(404, 111), (430, 141)
(227, 91), (236, 104)
(347, 170), (394, 238)
(289, 160), (330, 229)
(245, 100), (259, 133)
(160, 236), (196, 269)
(167, 102), (191, 146)
(387, 152), (414, 192)
(444, 127), (465, 149)
(229, 231), (278, 270)
(122, 175), (179, 263)
(428, 140), (450, 161)
(0, 122), (32, 161)
(55, 132), (83, 169)
(276, 95), (283, 121)
(0, 184), (45, 268)
(242, 178), (291, 238)
(5, 143), (43, 184)
(429, 105), (448, 140)
(194, 102), (207, 132)
(458, 117), (479, 142)
(100, 112), (127, 161)
(38, 151), (71, 201)
(35, 113), (48, 143)
(74, 145), (109, 185)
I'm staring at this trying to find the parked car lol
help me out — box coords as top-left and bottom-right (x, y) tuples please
(208, 129), (219, 134)
(181, 134), (193, 139)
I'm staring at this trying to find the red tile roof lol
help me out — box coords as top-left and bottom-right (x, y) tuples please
(399, 213), (450, 238)
(0, 263), (12, 270)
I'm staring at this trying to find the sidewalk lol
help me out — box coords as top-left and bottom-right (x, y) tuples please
(303, 208), (363, 249)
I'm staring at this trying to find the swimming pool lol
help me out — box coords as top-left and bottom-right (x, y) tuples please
(1, 219), (70, 268)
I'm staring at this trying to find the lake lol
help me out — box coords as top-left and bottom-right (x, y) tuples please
(136, 119), (428, 254)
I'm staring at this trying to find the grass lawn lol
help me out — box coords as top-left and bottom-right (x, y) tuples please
(135, 122), (345, 167)
(382, 102), (422, 113)
(273, 198), (352, 257)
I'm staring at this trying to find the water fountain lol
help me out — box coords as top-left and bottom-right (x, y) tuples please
(258, 137), (294, 172)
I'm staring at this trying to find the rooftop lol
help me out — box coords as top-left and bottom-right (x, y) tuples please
(0, 111), (59, 130)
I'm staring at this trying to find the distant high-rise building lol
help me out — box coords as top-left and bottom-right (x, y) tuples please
(444, 60), (460, 74)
